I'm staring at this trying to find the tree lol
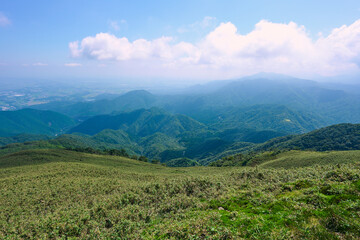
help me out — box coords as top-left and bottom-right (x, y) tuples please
(138, 156), (148, 162)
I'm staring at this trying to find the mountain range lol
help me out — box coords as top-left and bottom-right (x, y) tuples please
(0, 74), (359, 166)
(33, 76), (360, 125)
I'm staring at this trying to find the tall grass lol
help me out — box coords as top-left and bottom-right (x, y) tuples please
(0, 149), (360, 239)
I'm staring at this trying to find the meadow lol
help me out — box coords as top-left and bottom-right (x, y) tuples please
(0, 149), (360, 239)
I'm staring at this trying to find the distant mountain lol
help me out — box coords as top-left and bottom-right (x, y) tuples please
(191, 104), (326, 134)
(221, 78), (359, 124)
(0, 109), (75, 137)
(33, 90), (158, 118)
(169, 77), (360, 124)
(68, 107), (207, 137)
(32, 75), (360, 126)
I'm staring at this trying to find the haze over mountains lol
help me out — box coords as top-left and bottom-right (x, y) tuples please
(0, 74), (358, 166)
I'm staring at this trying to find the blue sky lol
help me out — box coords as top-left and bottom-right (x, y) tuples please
(1, 0), (360, 81)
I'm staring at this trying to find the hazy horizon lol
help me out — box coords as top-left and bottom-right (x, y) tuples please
(1, 1), (360, 84)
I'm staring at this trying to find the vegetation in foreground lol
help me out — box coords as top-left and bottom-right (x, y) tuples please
(1, 149), (360, 239)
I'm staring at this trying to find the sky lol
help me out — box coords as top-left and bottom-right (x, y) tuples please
(1, 0), (360, 83)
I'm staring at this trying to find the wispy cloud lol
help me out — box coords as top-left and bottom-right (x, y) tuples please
(69, 19), (360, 78)
(109, 21), (120, 31)
(178, 16), (217, 34)
(33, 62), (48, 66)
(0, 12), (11, 27)
(64, 63), (82, 67)
(108, 19), (127, 31)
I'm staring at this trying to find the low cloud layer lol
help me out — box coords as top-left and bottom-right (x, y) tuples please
(69, 19), (360, 78)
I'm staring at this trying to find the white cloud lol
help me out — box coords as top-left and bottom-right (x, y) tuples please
(0, 12), (11, 27)
(33, 62), (48, 66)
(64, 63), (82, 67)
(316, 20), (360, 71)
(69, 19), (360, 78)
(69, 33), (197, 62)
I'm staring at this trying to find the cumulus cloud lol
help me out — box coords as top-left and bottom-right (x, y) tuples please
(64, 63), (82, 67)
(316, 20), (360, 71)
(69, 33), (198, 63)
(0, 12), (11, 27)
(69, 19), (360, 77)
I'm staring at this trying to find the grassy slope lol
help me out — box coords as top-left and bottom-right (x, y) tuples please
(1, 149), (360, 239)
(257, 150), (360, 169)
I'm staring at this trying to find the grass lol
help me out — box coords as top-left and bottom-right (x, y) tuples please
(258, 150), (360, 169)
(0, 149), (360, 239)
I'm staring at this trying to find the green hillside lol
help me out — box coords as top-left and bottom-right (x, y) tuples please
(258, 150), (360, 169)
(253, 123), (360, 152)
(211, 150), (360, 170)
(0, 109), (75, 137)
(209, 123), (360, 167)
(139, 132), (184, 158)
(0, 133), (51, 146)
(66, 107), (314, 164)
(69, 108), (207, 137)
(1, 149), (360, 239)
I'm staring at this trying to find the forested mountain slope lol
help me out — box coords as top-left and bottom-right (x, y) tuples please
(0, 109), (75, 137)
(68, 107), (207, 137)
